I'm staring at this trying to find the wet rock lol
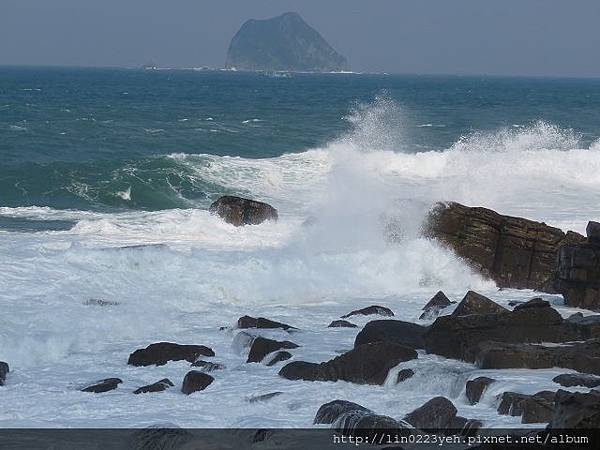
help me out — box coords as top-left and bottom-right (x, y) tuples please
(181, 371), (214, 395)
(419, 291), (454, 320)
(341, 305), (394, 319)
(247, 337), (299, 363)
(328, 320), (357, 328)
(0, 361), (8, 386)
(425, 300), (586, 363)
(190, 360), (225, 372)
(266, 351), (292, 366)
(209, 196), (278, 226)
(452, 291), (509, 317)
(314, 400), (372, 424)
(354, 320), (427, 349)
(403, 397), (458, 430)
(497, 392), (530, 416)
(133, 378), (174, 394)
(553, 373), (600, 388)
(513, 297), (550, 311)
(465, 376), (495, 405)
(556, 228), (600, 310)
(279, 342), (418, 385)
(521, 391), (556, 424)
(396, 369), (414, 383)
(424, 201), (584, 291)
(81, 378), (122, 393)
(548, 389), (600, 428)
(587, 221), (600, 245)
(248, 392), (283, 403)
(475, 339), (600, 375)
(232, 331), (256, 355)
(128, 342), (215, 367)
(83, 298), (119, 306)
(447, 416), (482, 434)
(237, 315), (295, 331)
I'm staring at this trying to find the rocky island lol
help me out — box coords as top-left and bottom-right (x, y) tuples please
(225, 12), (349, 72)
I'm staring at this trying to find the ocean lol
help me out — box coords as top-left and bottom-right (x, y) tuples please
(1, 66), (600, 427)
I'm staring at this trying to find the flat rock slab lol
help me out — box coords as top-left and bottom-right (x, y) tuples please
(341, 305), (394, 319)
(181, 371), (214, 395)
(247, 337), (299, 363)
(81, 378), (122, 393)
(128, 342), (215, 366)
(133, 378), (174, 394)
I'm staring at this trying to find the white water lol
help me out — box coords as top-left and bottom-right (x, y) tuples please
(1, 100), (600, 427)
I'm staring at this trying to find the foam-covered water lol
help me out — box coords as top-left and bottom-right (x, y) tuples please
(1, 69), (600, 427)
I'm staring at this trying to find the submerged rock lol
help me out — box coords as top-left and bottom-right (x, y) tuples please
(248, 392), (283, 403)
(328, 320), (357, 328)
(419, 291), (454, 320)
(341, 305), (394, 319)
(548, 389), (600, 428)
(424, 201), (584, 292)
(81, 378), (122, 393)
(209, 196), (278, 226)
(232, 331), (256, 355)
(247, 337), (299, 363)
(354, 320), (427, 349)
(190, 360), (225, 372)
(279, 342), (417, 385)
(396, 369), (415, 383)
(465, 377), (495, 405)
(0, 361), (8, 386)
(265, 351), (292, 366)
(133, 378), (174, 394)
(128, 342), (214, 366)
(181, 371), (214, 395)
(237, 315), (295, 330)
(553, 373), (600, 388)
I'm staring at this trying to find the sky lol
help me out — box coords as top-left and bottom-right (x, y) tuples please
(1, 0), (599, 77)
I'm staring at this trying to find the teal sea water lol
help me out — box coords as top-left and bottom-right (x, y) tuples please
(2, 67), (600, 214)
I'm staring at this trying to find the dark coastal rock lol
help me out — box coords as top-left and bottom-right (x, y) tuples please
(587, 221), (600, 245)
(237, 315), (295, 330)
(403, 397), (458, 430)
(424, 298), (591, 363)
(209, 196), (278, 226)
(475, 339), (600, 375)
(133, 378), (174, 394)
(465, 377), (495, 405)
(556, 225), (600, 310)
(225, 12), (349, 72)
(279, 342), (418, 385)
(553, 373), (600, 388)
(232, 331), (256, 354)
(328, 320), (357, 328)
(128, 342), (215, 367)
(354, 320), (427, 349)
(190, 360), (225, 372)
(266, 351), (292, 366)
(181, 371), (214, 395)
(513, 297), (550, 311)
(314, 400), (371, 425)
(548, 389), (600, 429)
(521, 391), (556, 424)
(497, 392), (530, 416)
(396, 369), (415, 383)
(0, 361), (8, 386)
(81, 378), (122, 393)
(419, 291), (454, 320)
(248, 392), (283, 403)
(451, 291), (508, 317)
(341, 305), (394, 319)
(247, 337), (299, 363)
(424, 201), (585, 292)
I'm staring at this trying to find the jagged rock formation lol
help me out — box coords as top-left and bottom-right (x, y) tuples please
(209, 196), (278, 226)
(225, 12), (348, 72)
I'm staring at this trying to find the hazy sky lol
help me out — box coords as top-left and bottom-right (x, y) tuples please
(1, 0), (599, 77)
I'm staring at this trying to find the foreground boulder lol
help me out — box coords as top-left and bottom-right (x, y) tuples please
(465, 376), (495, 405)
(313, 400), (407, 435)
(419, 291), (454, 320)
(128, 342), (215, 366)
(81, 378), (122, 393)
(0, 362), (8, 386)
(553, 373), (600, 388)
(209, 196), (278, 226)
(181, 371), (214, 395)
(497, 391), (556, 424)
(425, 202), (584, 292)
(237, 315), (295, 330)
(354, 320), (427, 349)
(341, 305), (394, 319)
(403, 397), (481, 433)
(247, 337), (299, 363)
(475, 339), (600, 375)
(133, 378), (174, 394)
(314, 400), (371, 425)
(548, 389), (600, 428)
(556, 222), (600, 310)
(451, 291), (508, 317)
(425, 296), (595, 362)
(279, 342), (417, 385)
